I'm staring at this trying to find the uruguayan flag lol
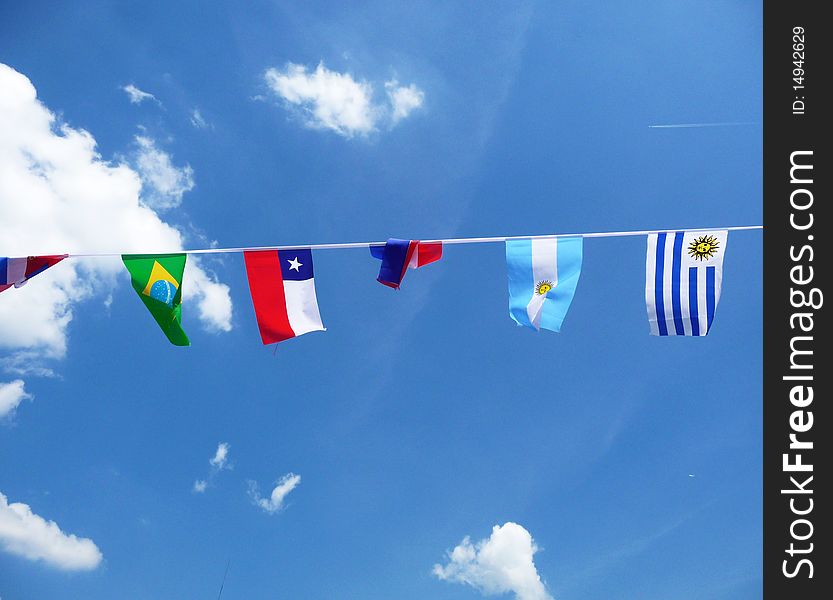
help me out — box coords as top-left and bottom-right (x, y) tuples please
(506, 237), (583, 332)
(646, 230), (728, 336)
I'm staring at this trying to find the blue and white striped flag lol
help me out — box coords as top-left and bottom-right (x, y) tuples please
(506, 237), (583, 332)
(646, 230), (728, 336)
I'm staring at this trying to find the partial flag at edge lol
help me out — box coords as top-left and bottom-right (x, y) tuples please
(0, 255), (67, 293)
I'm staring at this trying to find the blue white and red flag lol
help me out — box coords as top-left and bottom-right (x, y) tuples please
(1, 255), (67, 293)
(370, 239), (442, 289)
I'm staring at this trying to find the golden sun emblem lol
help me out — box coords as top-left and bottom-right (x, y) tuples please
(688, 235), (720, 261)
(535, 280), (554, 295)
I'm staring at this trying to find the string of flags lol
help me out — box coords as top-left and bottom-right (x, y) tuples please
(1, 227), (760, 346)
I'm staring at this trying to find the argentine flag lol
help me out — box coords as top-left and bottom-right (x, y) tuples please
(646, 230), (728, 336)
(506, 237), (583, 332)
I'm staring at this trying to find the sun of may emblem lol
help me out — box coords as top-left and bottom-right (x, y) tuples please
(535, 280), (554, 295)
(688, 235), (720, 261)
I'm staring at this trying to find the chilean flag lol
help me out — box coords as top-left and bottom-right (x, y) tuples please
(1, 255), (67, 293)
(370, 239), (442, 289)
(243, 249), (326, 345)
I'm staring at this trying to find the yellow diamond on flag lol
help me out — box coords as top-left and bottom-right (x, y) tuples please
(141, 260), (180, 305)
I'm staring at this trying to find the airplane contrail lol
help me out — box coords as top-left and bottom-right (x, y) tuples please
(648, 122), (757, 129)
(216, 559), (231, 600)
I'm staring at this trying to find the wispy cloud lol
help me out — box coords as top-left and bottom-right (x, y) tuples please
(190, 108), (211, 129)
(121, 83), (158, 105)
(385, 80), (425, 124)
(556, 503), (713, 595)
(434, 522), (553, 600)
(193, 442), (232, 493)
(648, 122), (757, 129)
(132, 135), (195, 210)
(1, 351), (59, 379)
(263, 62), (424, 137)
(248, 473), (300, 514)
(0, 491), (102, 571)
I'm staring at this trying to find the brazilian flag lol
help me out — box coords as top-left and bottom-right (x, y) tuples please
(122, 254), (190, 346)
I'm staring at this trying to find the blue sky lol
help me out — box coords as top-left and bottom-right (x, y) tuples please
(1, 2), (761, 599)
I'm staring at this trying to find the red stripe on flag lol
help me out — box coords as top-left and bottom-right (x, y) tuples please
(243, 250), (295, 345)
(401, 241), (418, 281)
(23, 255), (67, 278)
(416, 241), (442, 267)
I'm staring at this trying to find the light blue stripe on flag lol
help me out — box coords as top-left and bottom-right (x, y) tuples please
(506, 237), (582, 332)
(506, 239), (536, 329)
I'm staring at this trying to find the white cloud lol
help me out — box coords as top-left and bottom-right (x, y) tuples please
(385, 80), (425, 123)
(0, 380), (31, 418)
(265, 63), (375, 136)
(248, 473), (300, 514)
(0, 63), (232, 368)
(122, 84), (157, 105)
(433, 523), (553, 600)
(209, 442), (230, 469)
(133, 135), (195, 210)
(0, 491), (102, 571)
(263, 62), (423, 137)
(192, 442), (232, 493)
(184, 260), (232, 333)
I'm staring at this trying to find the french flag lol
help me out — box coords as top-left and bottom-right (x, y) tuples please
(370, 239), (442, 289)
(1, 255), (67, 293)
(243, 249), (325, 345)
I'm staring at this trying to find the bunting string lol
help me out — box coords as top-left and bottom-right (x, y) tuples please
(66, 225), (762, 258)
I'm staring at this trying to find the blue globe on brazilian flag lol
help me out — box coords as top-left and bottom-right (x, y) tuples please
(122, 253), (190, 346)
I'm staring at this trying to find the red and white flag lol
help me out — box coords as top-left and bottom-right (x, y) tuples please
(243, 249), (325, 345)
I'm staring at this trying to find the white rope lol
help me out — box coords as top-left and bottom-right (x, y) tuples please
(67, 225), (763, 258)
